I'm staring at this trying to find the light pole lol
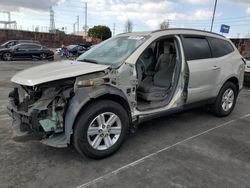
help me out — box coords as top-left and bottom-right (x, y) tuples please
(210, 0), (218, 32)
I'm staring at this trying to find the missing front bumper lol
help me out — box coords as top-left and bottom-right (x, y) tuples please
(7, 99), (43, 139)
(7, 101), (68, 147)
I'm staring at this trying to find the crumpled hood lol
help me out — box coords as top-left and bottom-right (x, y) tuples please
(11, 60), (110, 86)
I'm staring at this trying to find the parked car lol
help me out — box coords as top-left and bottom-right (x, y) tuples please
(67, 44), (87, 57)
(7, 29), (245, 159)
(55, 48), (61, 55)
(244, 57), (250, 83)
(0, 43), (54, 61)
(0, 40), (41, 49)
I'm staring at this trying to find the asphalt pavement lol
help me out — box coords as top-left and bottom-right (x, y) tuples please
(0, 60), (250, 188)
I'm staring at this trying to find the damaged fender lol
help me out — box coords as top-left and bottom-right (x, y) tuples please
(64, 85), (130, 144)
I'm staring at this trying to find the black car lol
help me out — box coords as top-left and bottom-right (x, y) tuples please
(67, 44), (87, 57)
(0, 40), (41, 49)
(0, 43), (54, 61)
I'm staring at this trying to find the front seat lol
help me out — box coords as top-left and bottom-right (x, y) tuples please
(154, 42), (172, 72)
(137, 43), (176, 101)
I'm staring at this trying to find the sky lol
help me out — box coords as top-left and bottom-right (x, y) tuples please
(0, 0), (250, 38)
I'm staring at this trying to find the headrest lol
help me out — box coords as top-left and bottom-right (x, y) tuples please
(142, 48), (153, 59)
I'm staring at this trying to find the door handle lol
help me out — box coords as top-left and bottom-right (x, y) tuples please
(212, 66), (220, 70)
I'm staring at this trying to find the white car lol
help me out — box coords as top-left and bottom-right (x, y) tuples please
(7, 29), (245, 159)
(55, 48), (61, 55)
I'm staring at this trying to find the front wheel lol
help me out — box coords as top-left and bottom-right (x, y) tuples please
(73, 100), (130, 159)
(211, 81), (238, 117)
(2, 52), (12, 61)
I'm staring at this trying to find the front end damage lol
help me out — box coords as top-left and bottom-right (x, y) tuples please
(7, 79), (74, 147)
(7, 60), (137, 148)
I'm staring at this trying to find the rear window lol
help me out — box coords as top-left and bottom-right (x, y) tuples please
(207, 37), (234, 58)
(182, 37), (212, 61)
(19, 44), (41, 49)
(26, 44), (41, 49)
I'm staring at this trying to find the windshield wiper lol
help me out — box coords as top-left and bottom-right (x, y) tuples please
(79, 58), (98, 64)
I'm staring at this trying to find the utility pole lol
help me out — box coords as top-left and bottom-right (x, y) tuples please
(77, 15), (79, 33)
(1, 11), (16, 29)
(73, 23), (75, 34)
(210, 0), (218, 32)
(113, 23), (116, 36)
(49, 6), (55, 32)
(84, 2), (88, 33)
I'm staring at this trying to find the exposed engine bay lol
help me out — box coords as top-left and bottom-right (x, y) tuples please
(8, 78), (75, 139)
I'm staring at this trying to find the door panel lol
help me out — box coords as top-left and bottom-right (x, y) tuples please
(13, 47), (29, 59)
(187, 58), (221, 103)
(26, 45), (42, 58)
(181, 36), (220, 103)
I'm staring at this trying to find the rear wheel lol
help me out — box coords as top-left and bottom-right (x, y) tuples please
(73, 100), (129, 159)
(211, 81), (238, 117)
(40, 53), (47, 60)
(2, 52), (12, 61)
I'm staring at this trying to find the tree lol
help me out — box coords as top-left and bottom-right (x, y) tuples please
(124, 19), (133, 33)
(55, 29), (65, 35)
(159, 20), (170, 30)
(88, 25), (112, 40)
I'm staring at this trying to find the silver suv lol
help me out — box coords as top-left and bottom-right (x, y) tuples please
(7, 29), (245, 159)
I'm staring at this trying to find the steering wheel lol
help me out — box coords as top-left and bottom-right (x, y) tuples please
(137, 57), (147, 76)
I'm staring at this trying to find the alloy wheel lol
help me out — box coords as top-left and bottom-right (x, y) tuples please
(221, 88), (235, 112)
(3, 53), (12, 61)
(87, 112), (122, 151)
(40, 53), (47, 60)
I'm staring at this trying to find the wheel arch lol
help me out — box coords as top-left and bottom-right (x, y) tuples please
(64, 85), (131, 144)
(227, 77), (239, 91)
(221, 76), (239, 93)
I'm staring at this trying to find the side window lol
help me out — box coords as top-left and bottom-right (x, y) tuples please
(78, 46), (84, 51)
(6, 42), (15, 48)
(18, 45), (28, 49)
(182, 37), (212, 61)
(26, 44), (41, 50)
(208, 37), (234, 58)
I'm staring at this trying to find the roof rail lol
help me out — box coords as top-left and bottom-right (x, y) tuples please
(117, 32), (131, 35)
(152, 28), (224, 38)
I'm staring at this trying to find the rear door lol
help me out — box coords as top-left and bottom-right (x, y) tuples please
(26, 44), (42, 58)
(181, 36), (221, 103)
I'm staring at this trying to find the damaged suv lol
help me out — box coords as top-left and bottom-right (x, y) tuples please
(7, 29), (245, 159)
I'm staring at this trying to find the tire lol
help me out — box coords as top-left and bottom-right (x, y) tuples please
(73, 100), (130, 159)
(211, 81), (238, 117)
(40, 53), (47, 60)
(2, 52), (12, 61)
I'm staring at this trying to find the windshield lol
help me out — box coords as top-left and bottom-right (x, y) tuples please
(67, 45), (78, 50)
(77, 35), (148, 65)
(0, 42), (7, 47)
(1, 41), (15, 48)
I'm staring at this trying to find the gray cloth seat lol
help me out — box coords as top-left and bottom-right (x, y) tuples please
(154, 43), (171, 72)
(137, 43), (176, 101)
